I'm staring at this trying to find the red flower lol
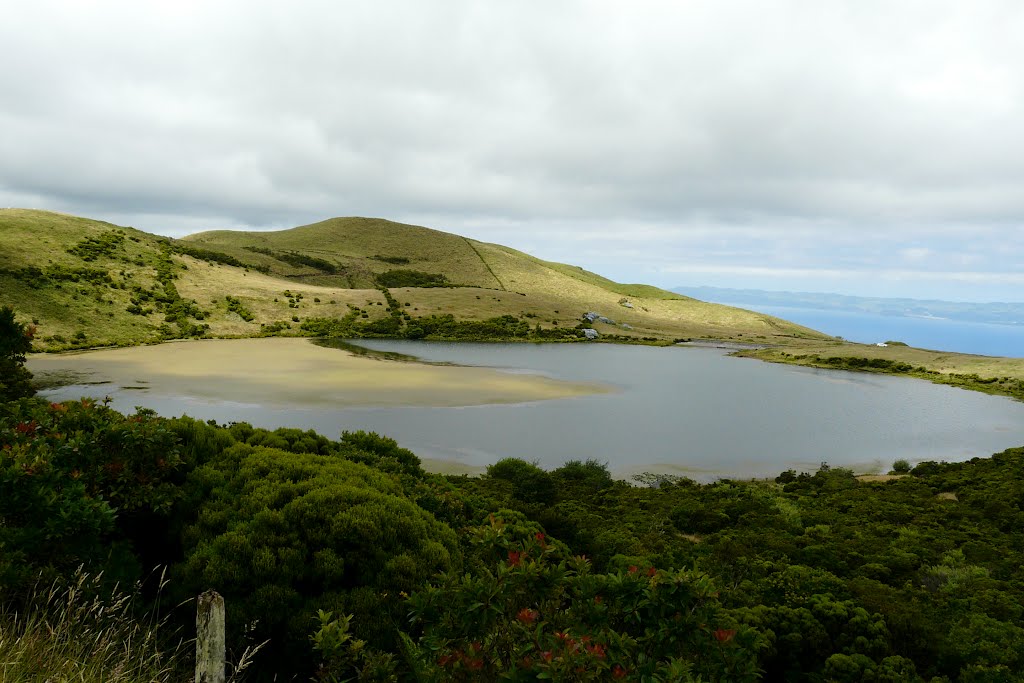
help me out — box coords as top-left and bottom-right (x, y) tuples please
(585, 643), (606, 659)
(594, 595), (603, 604)
(14, 421), (37, 434)
(540, 651), (553, 662)
(467, 658), (484, 670)
(516, 608), (538, 625)
(713, 628), (737, 643)
(612, 665), (628, 678)
(628, 565), (638, 574)
(647, 567), (657, 577)
(535, 532), (545, 541)
(508, 551), (523, 566)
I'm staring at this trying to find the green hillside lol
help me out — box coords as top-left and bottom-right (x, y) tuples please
(0, 209), (829, 351)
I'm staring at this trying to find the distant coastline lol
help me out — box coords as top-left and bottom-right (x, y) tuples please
(675, 286), (1024, 358)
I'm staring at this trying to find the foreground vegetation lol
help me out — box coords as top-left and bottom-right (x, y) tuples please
(3, 309), (1024, 681)
(0, 569), (189, 683)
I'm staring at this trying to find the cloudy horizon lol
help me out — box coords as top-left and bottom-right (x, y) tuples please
(2, 1), (1022, 302)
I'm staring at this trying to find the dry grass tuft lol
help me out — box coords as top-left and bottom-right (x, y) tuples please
(0, 567), (188, 683)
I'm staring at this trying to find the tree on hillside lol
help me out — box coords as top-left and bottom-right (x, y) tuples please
(0, 306), (35, 401)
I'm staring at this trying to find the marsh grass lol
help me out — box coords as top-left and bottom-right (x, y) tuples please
(0, 567), (190, 683)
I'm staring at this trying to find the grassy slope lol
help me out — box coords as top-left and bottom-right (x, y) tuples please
(184, 215), (828, 344)
(0, 209), (171, 346)
(6, 208), (1023, 399)
(7, 209), (820, 348)
(0, 209), (388, 348)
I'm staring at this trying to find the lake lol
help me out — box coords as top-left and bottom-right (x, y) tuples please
(33, 339), (1024, 480)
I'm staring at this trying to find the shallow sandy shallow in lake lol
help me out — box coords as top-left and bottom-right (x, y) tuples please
(28, 338), (607, 408)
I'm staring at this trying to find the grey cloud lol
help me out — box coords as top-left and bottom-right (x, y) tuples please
(2, 0), (1023, 299)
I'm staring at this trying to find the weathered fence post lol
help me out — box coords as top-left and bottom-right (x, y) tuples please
(196, 590), (226, 683)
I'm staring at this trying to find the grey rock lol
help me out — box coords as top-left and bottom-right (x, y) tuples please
(583, 328), (600, 340)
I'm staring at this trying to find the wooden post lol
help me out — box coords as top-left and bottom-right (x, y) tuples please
(196, 590), (226, 683)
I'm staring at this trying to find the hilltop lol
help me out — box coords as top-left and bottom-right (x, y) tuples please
(0, 209), (827, 350)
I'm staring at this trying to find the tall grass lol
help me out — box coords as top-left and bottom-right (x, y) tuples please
(0, 568), (188, 683)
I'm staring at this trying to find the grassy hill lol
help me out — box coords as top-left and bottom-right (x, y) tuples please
(0, 209), (829, 351)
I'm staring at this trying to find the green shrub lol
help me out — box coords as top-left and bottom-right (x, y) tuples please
(403, 514), (762, 682)
(66, 230), (125, 261)
(175, 444), (460, 676)
(169, 242), (267, 272)
(891, 459), (911, 474)
(0, 399), (184, 592)
(486, 458), (556, 506)
(551, 459), (614, 497)
(243, 246), (337, 273)
(0, 307), (35, 401)
(341, 430), (424, 478)
(374, 269), (448, 288)
(224, 295), (255, 322)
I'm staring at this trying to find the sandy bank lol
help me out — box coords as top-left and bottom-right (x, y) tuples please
(27, 337), (608, 408)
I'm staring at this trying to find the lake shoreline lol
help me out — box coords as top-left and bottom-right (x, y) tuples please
(29, 330), (1024, 403)
(28, 338), (1024, 480)
(738, 347), (1024, 402)
(27, 337), (611, 409)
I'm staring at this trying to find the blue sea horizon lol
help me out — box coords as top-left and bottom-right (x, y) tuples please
(723, 303), (1024, 358)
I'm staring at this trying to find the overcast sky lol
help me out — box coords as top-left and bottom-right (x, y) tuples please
(2, 1), (1022, 301)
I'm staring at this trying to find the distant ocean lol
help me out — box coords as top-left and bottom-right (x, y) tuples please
(722, 303), (1024, 358)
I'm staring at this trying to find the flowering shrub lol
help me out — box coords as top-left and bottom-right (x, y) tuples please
(401, 512), (763, 682)
(0, 398), (184, 591)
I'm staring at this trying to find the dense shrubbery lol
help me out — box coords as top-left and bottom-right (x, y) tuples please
(3, 392), (1024, 681)
(302, 310), (587, 342)
(175, 443), (460, 671)
(402, 513), (761, 682)
(375, 269), (449, 288)
(0, 306), (35, 401)
(224, 295), (256, 322)
(411, 313), (585, 341)
(3, 320), (1024, 681)
(169, 242), (268, 272)
(243, 246), (338, 273)
(0, 399), (184, 593)
(66, 230), (125, 261)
